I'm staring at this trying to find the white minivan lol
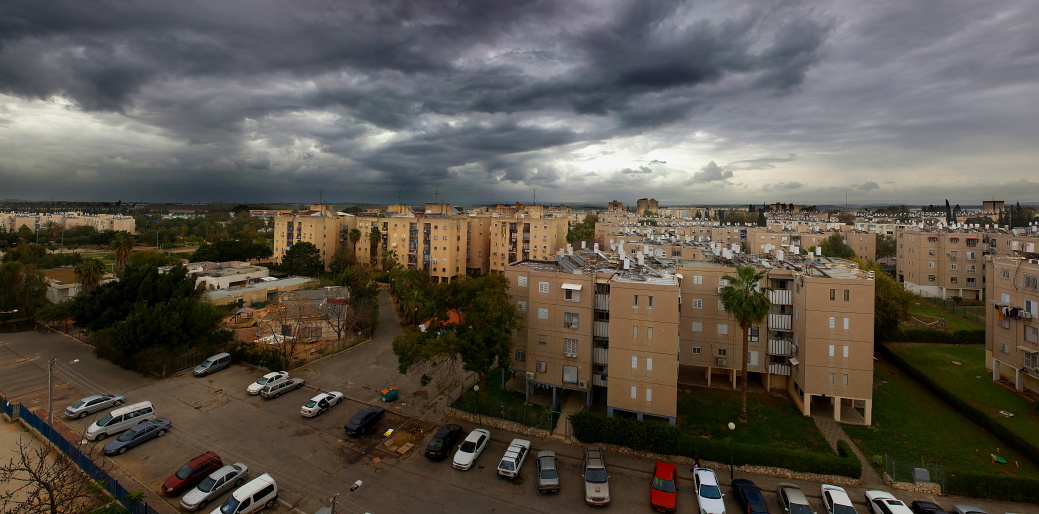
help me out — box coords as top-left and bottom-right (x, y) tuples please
(211, 473), (277, 514)
(194, 352), (231, 377)
(85, 401), (155, 441)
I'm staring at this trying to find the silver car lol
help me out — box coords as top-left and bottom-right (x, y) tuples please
(536, 450), (560, 493)
(64, 394), (125, 419)
(179, 463), (249, 512)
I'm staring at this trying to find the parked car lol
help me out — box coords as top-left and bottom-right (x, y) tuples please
(821, 484), (857, 514)
(300, 391), (344, 417)
(247, 371), (287, 395)
(778, 482), (814, 514)
(452, 428), (490, 471)
(732, 479), (771, 514)
(193, 352), (231, 377)
(951, 507), (987, 514)
(343, 405), (385, 436)
(85, 401), (155, 441)
(582, 445), (611, 506)
(496, 438), (531, 479)
(162, 452), (224, 496)
(180, 463), (248, 512)
(424, 424), (463, 461)
(865, 491), (912, 514)
(65, 393), (125, 419)
(910, 501), (949, 514)
(102, 417), (172, 455)
(212, 472), (277, 514)
(259, 377), (304, 398)
(693, 467), (726, 514)
(535, 450), (560, 493)
(650, 461), (678, 513)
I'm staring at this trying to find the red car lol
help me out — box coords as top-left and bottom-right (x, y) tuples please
(650, 461), (678, 513)
(162, 452), (223, 496)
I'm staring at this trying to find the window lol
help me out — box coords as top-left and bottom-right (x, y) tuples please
(647, 327), (653, 340)
(1025, 352), (1039, 368)
(1002, 269), (1011, 279)
(1000, 342), (1009, 354)
(928, 249), (936, 256)
(718, 324), (728, 335)
(517, 301), (527, 312)
(1025, 326), (1038, 344)
(928, 275), (936, 282)
(829, 289), (836, 301)
(562, 365), (578, 384)
(950, 264), (958, 271)
(633, 295), (639, 308)
(829, 317), (835, 329)
(843, 345), (849, 358)
(749, 327), (759, 342)
(950, 277), (958, 283)
(844, 290), (850, 302)
(631, 386), (637, 399)
(631, 356), (638, 369)
(645, 388), (653, 402)
(843, 374), (849, 387)
(646, 358), (653, 371)
(538, 281), (549, 293)
(537, 308), (548, 320)
(843, 318), (849, 330)
(718, 300), (725, 311)
(747, 351), (759, 366)
(717, 348), (728, 357)
(692, 299), (703, 309)
(693, 275), (703, 285)
(718, 277), (728, 286)
(648, 296), (654, 308)
(537, 360), (547, 373)
(564, 338), (579, 357)
(1025, 274), (1039, 291)
(692, 346), (702, 355)
(1001, 318), (1011, 329)
(692, 322), (703, 332)
(967, 251), (976, 260)
(632, 325), (638, 338)
(515, 350), (525, 361)
(966, 278), (976, 286)
(928, 262), (935, 268)
(564, 312), (579, 329)
(537, 334), (547, 345)
(828, 344), (835, 357)
(564, 288), (579, 302)
(828, 372), (835, 385)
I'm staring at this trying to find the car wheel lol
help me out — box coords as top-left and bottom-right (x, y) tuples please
(296, 383), (302, 389)
(95, 432), (107, 441)
(78, 411), (87, 419)
(197, 500), (207, 510)
(234, 478), (243, 487)
(157, 430), (166, 437)
(118, 447), (127, 455)
(264, 498), (276, 509)
(113, 400), (122, 406)
(335, 397), (342, 405)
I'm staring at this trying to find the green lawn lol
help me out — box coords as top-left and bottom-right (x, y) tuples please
(675, 387), (832, 454)
(453, 369), (556, 430)
(843, 356), (1039, 481)
(887, 343), (1039, 443)
(910, 301), (985, 332)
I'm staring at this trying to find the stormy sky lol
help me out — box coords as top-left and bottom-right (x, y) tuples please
(1, 0), (1037, 206)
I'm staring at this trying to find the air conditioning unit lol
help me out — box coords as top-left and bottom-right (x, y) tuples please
(578, 380), (588, 389)
(1020, 311), (1033, 319)
(716, 357), (728, 366)
(525, 372), (535, 380)
(718, 287), (725, 293)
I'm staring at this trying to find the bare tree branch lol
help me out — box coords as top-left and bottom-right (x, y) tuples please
(0, 437), (111, 514)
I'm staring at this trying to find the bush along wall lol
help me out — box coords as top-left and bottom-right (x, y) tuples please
(945, 471), (1039, 504)
(899, 327), (985, 344)
(568, 411), (860, 479)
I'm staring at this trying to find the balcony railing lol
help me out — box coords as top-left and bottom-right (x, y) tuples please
(593, 347), (609, 365)
(768, 363), (791, 375)
(594, 294), (610, 311)
(592, 374), (608, 387)
(768, 289), (792, 305)
(593, 321), (609, 338)
(768, 339), (792, 356)
(769, 313), (793, 331)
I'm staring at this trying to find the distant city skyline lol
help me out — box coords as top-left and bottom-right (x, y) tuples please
(2, 1), (1038, 205)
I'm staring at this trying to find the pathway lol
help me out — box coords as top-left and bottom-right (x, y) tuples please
(812, 414), (884, 485)
(550, 390), (586, 439)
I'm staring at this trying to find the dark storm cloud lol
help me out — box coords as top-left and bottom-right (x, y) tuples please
(689, 161), (733, 183)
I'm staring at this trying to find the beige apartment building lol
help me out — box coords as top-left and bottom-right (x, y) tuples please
(506, 248), (876, 425)
(272, 204), (354, 270)
(636, 198), (659, 215)
(897, 228), (989, 300)
(354, 204), (470, 283)
(487, 216), (569, 273)
(986, 256), (1039, 395)
(1, 212), (136, 234)
(745, 228), (876, 262)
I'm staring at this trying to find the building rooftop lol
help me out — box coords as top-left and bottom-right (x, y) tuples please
(205, 276), (318, 301)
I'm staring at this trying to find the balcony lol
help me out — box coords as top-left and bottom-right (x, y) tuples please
(769, 313), (793, 331)
(592, 374), (608, 387)
(594, 294), (610, 311)
(768, 289), (792, 305)
(593, 321), (609, 338)
(593, 347), (609, 365)
(768, 339), (792, 356)
(768, 363), (791, 375)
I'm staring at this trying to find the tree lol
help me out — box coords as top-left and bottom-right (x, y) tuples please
(281, 242), (323, 276)
(861, 261), (915, 342)
(0, 438), (113, 513)
(0, 262), (47, 318)
(349, 228), (362, 254)
(129, 250), (182, 268)
(876, 234), (896, 260)
(110, 232), (135, 275)
(820, 234), (856, 260)
(17, 224), (33, 240)
(756, 211), (767, 227)
(392, 275), (522, 393)
(945, 199), (953, 224)
(836, 212), (856, 225)
(73, 259), (106, 295)
(719, 265), (772, 423)
(323, 288), (359, 342)
(258, 292), (324, 366)
(368, 227), (382, 265)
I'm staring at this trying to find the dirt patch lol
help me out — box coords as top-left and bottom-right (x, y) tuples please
(410, 390), (429, 400)
(380, 418), (436, 455)
(191, 394), (230, 412)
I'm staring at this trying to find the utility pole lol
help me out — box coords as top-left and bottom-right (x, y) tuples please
(532, 188), (536, 205)
(47, 355), (54, 428)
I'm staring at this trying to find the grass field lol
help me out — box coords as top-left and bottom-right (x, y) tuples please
(844, 355), (1039, 480)
(887, 343), (1039, 444)
(910, 301), (985, 332)
(675, 387), (832, 453)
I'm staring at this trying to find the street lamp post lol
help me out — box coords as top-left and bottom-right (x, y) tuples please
(727, 421), (736, 481)
(47, 357), (80, 428)
(473, 384), (482, 427)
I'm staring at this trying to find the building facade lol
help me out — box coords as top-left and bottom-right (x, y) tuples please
(987, 256), (1039, 395)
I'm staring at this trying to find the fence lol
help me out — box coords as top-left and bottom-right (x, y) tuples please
(918, 293), (987, 327)
(445, 371), (559, 432)
(285, 327), (373, 370)
(883, 454), (945, 489)
(0, 395), (160, 514)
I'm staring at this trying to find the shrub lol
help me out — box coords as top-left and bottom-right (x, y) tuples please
(836, 440), (852, 458)
(227, 341), (283, 371)
(899, 327), (984, 344)
(945, 471), (1039, 503)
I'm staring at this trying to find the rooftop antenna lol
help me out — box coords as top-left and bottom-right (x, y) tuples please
(433, 185), (440, 205)
(398, 189), (402, 206)
(532, 188), (536, 205)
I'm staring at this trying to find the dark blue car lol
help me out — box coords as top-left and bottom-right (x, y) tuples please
(732, 479), (771, 514)
(102, 417), (172, 455)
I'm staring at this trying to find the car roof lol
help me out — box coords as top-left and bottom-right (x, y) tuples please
(734, 480), (765, 500)
(694, 467), (718, 484)
(537, 450), (555, 458)
(186, 452), (219, 466)
(466, 428), (489, 439)
(262, 371), (284, 378)
(210, 464), (240, 479)
(779, 483), (810, 503)
(654, 461), (677, 476)
(823, 486), (852, 505)
(81, 394), (111, 401)
(434, 425), (460, 436)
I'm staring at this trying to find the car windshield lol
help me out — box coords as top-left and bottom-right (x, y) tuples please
(653, 477), (676, 493)
(459, 441), (476, 453)
(197, 476), (217, 493)
(198, 361), (211, 368)
(833, 505), (857, 514)
(540, 467), (558, 480)
(789, 503), (814, 514)
(500, 461), (515, 471)
(175, 464), (192, 479)
(70, 400), (85, 409)
(96, 413), (114, 426)
(116, 429), (139, 442)
(750, 502), (769, 513)
(304, 400), (318, 408)
(699, 484), (722, 499)
(255, 377), (270, 385)
(585, 468), (608, 484)
(220, 498), (240, 514)
(428, 439), (444, 449)
(349, 415), (364, 425)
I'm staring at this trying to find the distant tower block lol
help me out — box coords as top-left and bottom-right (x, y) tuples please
(983, 200), (1005, 212)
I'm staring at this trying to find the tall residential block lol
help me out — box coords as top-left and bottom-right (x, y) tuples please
(987, 255), (1039, 395)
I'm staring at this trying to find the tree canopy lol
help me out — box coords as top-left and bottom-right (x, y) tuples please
(820, 233), (856, 260)
(720, 265), (772, 422)
(860, 260), (915, 342)
(876, 234), (896, 260)
(192, 239), (272, 262)
(281, 241), (323, 276)
(0, 262), (47, 318)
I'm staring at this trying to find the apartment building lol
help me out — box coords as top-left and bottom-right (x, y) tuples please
(506, 248), (876, 425)
(487, 216), (569, 273)
(607, 200), (624, 212)
(636, 198), (659, 215)
(896, 227), (997, 300)
(987, 255), (1039, 395)
(0, 212), (136, 234)
(745, 228), (876, 262)
(356, 204), (470, 283)
(272, 204), (354, 270)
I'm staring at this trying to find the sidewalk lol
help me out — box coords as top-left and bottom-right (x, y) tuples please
(812, 414), (884, 485)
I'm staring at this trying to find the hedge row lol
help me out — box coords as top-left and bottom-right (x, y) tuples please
(945, 471), (1039, 504)
(879, 344), (1039, 469)
(227, 341), (283, 371)
(899, 327), (985, 344)
(568, 411), (861, 479)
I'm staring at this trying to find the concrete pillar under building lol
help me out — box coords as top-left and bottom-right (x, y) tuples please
(833, 396), (842, 422)
(863, 400), (873, 425)
(706, 367), (712, 387)
(803, 394), (812, 417)
(551, 386), (557, 408)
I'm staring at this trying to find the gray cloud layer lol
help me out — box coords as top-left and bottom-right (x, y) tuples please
(0, 0), (1037, 205)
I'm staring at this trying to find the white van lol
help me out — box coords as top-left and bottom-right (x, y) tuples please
(211, 473), (277, 514)
(194, 352), (231, 377)
(85, 401), (155, 441)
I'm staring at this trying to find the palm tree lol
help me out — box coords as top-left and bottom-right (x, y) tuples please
(74, 259), (106, 295)
(110, 233), (135, 275)
(368, 227), (382, 265)
(349, 229), (362, 254)
(720, 264), (773, 423)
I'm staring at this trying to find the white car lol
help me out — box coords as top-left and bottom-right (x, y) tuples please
(300, 391), (344, 417)
(693, 467), (726, 514)
(864, 490), (912, 514)
(180, 463), (249, 512)
(247, 371), (287, 395)
(822, 484), (858, 514)
(452, 428), (490, 470)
